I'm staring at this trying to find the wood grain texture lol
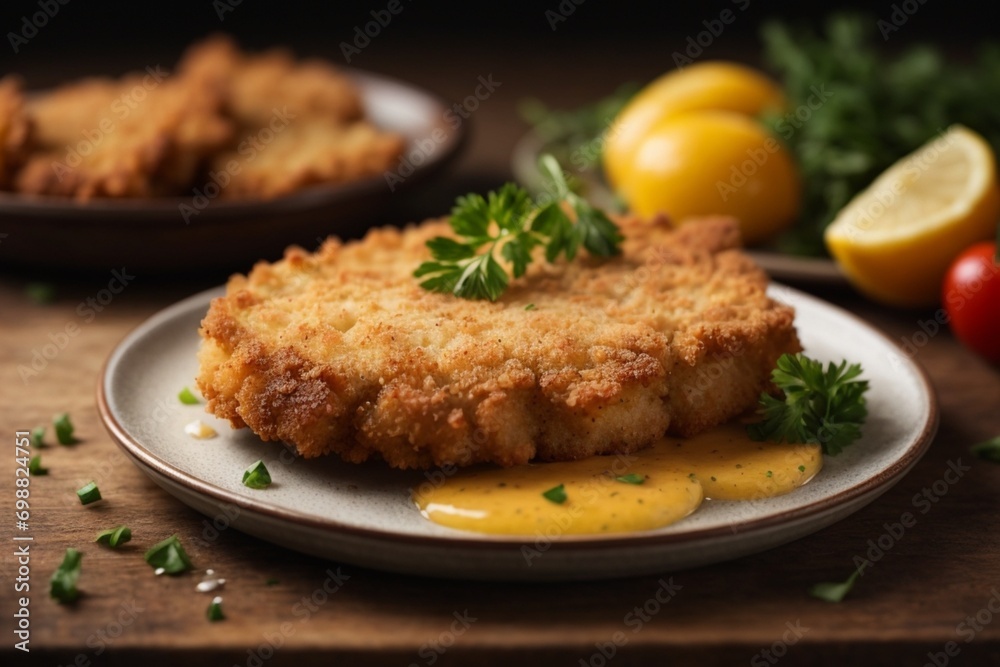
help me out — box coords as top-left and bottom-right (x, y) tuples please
(3, 47), (1000, 667)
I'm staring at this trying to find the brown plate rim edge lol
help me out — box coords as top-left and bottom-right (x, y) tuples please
(96, 284), (939, 553)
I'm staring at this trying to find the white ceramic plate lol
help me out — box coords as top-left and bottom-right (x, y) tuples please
(511, 130), (845, 284)
(98, 285), (936, 581)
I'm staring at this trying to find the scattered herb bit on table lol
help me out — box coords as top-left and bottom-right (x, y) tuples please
(145, 534), (193, 575)
(25, 282), (56, 305)
(50, 548), (82, 604)
(76, 481), (102, 505)
(207, 596), (225, 622)
(971, 436), (1000, 463)
(809, 568), (862, 603)
(29, 454), (48, 476)
(54, 412), (75, 445)
(95, 526), (132, 548)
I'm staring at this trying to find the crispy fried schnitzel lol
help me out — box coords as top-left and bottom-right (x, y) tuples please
(178, 35), (364, 129)
(18, 76), (232, 199)
(197, 216), (800, 469)
(210, 120), (406, 199)
(1, 35), (401, 200)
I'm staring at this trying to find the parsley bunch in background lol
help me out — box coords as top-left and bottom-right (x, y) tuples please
(761, 13), (1000, 256)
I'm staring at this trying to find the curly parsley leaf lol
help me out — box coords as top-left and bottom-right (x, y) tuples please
(747, 353), (869, 456)
(414, 155), (622, 301)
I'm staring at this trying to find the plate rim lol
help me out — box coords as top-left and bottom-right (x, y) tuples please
(0, 67), (465, 219)
(97, 284), (938, 553)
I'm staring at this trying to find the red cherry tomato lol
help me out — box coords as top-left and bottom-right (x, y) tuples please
(942, 241), (1000, 364)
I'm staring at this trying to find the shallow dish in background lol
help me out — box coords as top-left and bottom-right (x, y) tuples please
(0, 70), (465, 275)
(511, 129), (844, 285)
(98, 284), (936, 582)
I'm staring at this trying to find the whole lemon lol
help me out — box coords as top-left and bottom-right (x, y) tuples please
(603, 61), (786, 191)
(619, 111), (801, 246)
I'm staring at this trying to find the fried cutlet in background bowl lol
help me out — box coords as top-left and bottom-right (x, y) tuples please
(196, 216), (800, 469)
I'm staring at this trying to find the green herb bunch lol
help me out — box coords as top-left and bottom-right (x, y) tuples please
(761, 13), (1000, 256)
(748, 353), (869, 455)
(415, 155), (623, 301)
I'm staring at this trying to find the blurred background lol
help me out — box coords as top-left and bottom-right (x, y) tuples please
(0, 0), (986, 202)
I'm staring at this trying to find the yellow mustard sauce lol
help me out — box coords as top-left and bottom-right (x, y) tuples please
(413, 423), (822, 535)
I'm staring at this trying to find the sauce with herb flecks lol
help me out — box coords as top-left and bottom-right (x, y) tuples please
(413, 423), (821, 535)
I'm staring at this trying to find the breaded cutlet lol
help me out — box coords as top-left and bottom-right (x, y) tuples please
(210, 119), (406, 199)
(197, 216), (800, 470)
(17, 76), (232, 199)
(177, 35), (364, 129)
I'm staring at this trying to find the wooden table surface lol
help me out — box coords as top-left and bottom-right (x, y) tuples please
(3, 43), (1000, 667)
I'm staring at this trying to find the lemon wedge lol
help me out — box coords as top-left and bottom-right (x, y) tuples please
(825, 125), (1000, 307)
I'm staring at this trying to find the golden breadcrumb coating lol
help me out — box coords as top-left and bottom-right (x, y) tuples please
(17, 76), (232, 199)
(3, 35), (400, 200)
(178, 34), (364, 129)
(211, 119), (406, 199)
(197, 215), (800, 470)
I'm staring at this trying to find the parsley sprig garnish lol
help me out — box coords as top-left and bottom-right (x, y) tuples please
(414, 155), (623, 301)
(748, 353), (869, 456)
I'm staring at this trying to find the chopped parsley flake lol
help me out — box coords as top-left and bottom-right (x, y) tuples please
(144, 535), (193, 575)
(615, 473), (645, 485)
(95, 526), (132, 548)
(542, 484), (567, 504)
(76, 481), (101, 505)
(242, 460), (272, 489)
